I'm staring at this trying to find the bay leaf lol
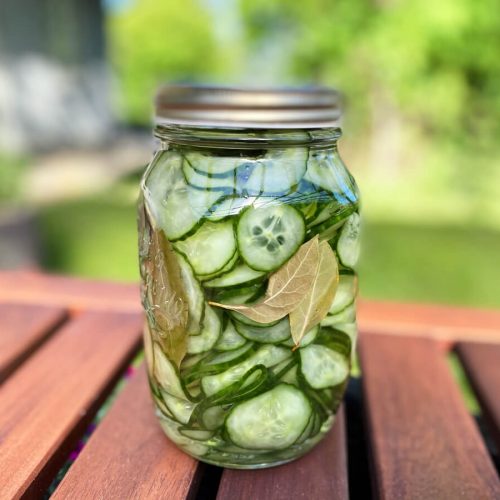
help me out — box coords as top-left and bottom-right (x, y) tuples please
(140, 200), (189, 367)
(209, 236), (320, 323)
(290, 240), (339, 346)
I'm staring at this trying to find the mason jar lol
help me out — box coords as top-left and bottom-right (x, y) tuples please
(138, 85), (360, 469)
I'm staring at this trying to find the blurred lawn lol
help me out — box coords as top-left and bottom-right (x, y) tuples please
(38, 191), (500, 309)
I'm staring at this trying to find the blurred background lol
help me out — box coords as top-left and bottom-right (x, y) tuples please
(1, 0), (499, 308)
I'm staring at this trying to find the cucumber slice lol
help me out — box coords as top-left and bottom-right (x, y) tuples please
(207, 343), (254, 366)
(206, 196), (257, 221)
(174, 220), (237, 277)
(236, 148), (307, 195)
(235, 317), (291, 344)
(202, 344), (291, 396)
(280, 365), (299, 386)
(281, 325), (319, 348)
(215, 321), (247, 351)
(225, 384), (312, 450)
(237, 205), (305, 272)
(329, 274), (357, 315)
(230, 311), (279, 328)
(198, 252), (238, 281)
(187, 305), (222, 354)
(158, 417), (208, 456)
(179, 428), (214, 441)
(184, 151), (241, 175)
(300, 344), (349, 389)
(212, 283), (264, 305)
(204, 264), (266, 289)
(334, 322), (358, 360)
(153, 393), (174, 419)
(144, 152), (221, 240)
(322, 303), (356, 326)
(176, 253), (204, 335)
(201, 405), (227, 430)
(336, 212), (360, 268)
(153, 343), (186, 399)
(304, 151), (357, 203)
(161, 390), (197, 424)
(183, 159), (236, 192)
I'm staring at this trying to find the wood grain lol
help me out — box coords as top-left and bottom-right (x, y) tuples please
(0, 303), (66, 383)
(53, 365), (203, 500)
(0, 311), (142, 499)
(216, 407), (348, 500)
(359, 333), (500, 500)
(358, 299), (500, 344)
(0, 270), (140, 313)
(456, 342), (500, 451)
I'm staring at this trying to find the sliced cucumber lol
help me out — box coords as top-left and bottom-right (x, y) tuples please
(212, 283), (264, 305)
(184, 151), (241, 175)
(237, 205), (305, 272)
(300, 344), (349, 389)
(179, 428), (214, 441)
(198, 252), (238, 281)
(174, 220), (237, 277)
(235, 317), (291, 344)
(336, 212), (360, 268)
(334, 322), (358, 360)
(161, 390), (197, 424)
(144, 152), (221, 240)
(187, 305), (222, 354)
(281, 325), (319, 348)
(329, 274), (357, 315)
(225, 384), (312, 450)
(236, 148), (307, 195)
(201, 405), (228, 430)
(280, 365), (299, 386)
(304, 151), (357, 203)
(158, 417), (208, 456)
(153, 393), (174, 419)
(176, 253), (204, 335)
(183, 159), (236, 192)
(153, 343), (186, 399)
(207, 343), (254, 366)
(215, 321), (247, 351)
(322, 303), (356, 326)
(202, 344), (291, 396)
(204, 264), (266, 289)
(230, 311), (279, 328)
(206, 196), (258, 222)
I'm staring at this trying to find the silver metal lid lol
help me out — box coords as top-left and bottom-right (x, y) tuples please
(155, 84), (342, 129)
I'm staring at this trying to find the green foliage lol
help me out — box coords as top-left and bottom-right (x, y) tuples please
(0, 154), (28, 206)
(107, 0), (218, 124)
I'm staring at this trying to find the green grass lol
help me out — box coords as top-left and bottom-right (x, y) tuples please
(38, 195), (500, 309)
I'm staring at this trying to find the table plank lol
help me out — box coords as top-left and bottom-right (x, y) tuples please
(0, 303), (66, 383)
(359, 334), (500, 500)
(53, 366), (203, 500)
(358, 299), (500, 344)
(0, 270), (140, 313)
(0, 311), (142, 499)
(456, 342), (500, 451)
(217, 407), (348, 500)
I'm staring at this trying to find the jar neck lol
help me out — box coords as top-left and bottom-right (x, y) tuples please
(154, 124), (341, 150)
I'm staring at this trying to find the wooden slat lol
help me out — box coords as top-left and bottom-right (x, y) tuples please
(358, 299), (500, 344)
(217, 407), (348, 500)
(53, 366), (203, 500)
(0, 311), (142, 499)
(0, 303), (66, 383)
(359, 334), (500, 499)
(0, 270), (140, 313)
(456, 342), (500, 451)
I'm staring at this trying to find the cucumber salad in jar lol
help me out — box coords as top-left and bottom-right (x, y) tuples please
(138, 86), (360, 469)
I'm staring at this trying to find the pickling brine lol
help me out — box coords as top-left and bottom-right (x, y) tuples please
(138, 86), (360, 469)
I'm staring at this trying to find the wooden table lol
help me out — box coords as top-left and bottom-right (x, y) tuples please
(0, 270), (499, 499)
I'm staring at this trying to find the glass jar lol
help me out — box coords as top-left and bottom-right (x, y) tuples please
(138, 86), (360, 469)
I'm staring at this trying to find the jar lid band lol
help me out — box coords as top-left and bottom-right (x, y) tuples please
(155, 85), (342, 129)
